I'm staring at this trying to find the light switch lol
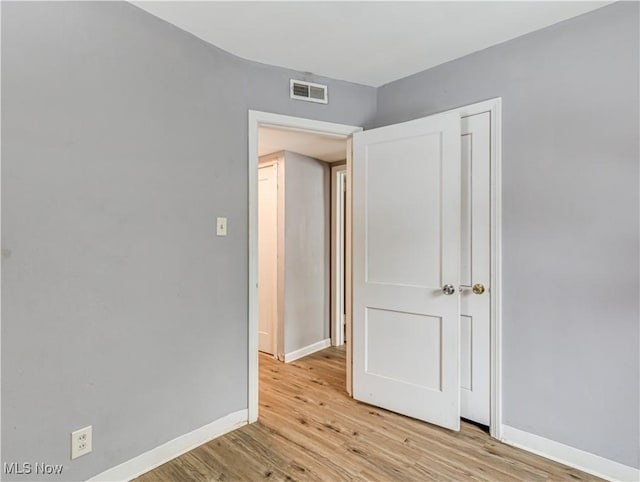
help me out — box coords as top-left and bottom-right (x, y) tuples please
(216, 217), (227, 236)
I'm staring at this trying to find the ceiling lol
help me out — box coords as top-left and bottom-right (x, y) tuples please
(132, 1), (610, 87)
(259, 127), (347, 163)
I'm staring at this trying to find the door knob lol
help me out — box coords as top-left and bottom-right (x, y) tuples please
(442, 284), (456, 295)
(472, 283), (485, 295)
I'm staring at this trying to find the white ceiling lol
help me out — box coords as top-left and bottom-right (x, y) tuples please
(259, 127), (347, 163)
(133, 1), (610, 87)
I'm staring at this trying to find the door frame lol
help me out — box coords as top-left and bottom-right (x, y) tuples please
(248, 110), (362, 423)
(331, 164), (347, 347)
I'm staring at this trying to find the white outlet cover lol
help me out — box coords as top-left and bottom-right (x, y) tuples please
(71, 426), (92, 460)
(216, 217), (227, 236)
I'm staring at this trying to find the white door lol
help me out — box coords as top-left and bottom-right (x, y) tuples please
(258, 164), (278, 355)
(460, 112), (491, 425)
(331, 167), (347, 347)
(352, 111), (462, 430)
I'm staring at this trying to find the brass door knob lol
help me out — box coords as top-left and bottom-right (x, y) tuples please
(472, 283), (485, 295)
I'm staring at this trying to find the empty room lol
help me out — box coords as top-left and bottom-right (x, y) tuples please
(1, 1), (638, 481)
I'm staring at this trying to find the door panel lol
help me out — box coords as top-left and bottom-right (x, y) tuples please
(365, 135), (443, 287)
(258, 164), (278, 355)
(366, 308), (442, 389)
(460, 112), (491, 425)
(352, 111), (461, 431)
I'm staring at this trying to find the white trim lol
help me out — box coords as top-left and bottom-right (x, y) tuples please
(331, 165), (347, 347)
(88, 410), (248, 482)
(489, 99), (503, 441)
(501, 425), (640, 482)
(275, 154), (286, 361)
(248, 111), (362, 423)
(345, 137), (353, 396)
(284, 338), (332, 363)
(0, 4), (4, 478)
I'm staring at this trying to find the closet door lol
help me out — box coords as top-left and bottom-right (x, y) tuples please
(258, 163), (278, 355)
(460, 112), (491, 425)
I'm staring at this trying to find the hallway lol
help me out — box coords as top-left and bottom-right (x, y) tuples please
(137, 347), (599, 481)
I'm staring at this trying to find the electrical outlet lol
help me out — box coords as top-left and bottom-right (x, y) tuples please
(71, 426), (92, 460)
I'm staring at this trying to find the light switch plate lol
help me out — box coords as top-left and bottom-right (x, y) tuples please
(216, 217), (227, 236)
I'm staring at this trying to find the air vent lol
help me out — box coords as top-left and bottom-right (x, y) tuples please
(290, 79), (328, 104)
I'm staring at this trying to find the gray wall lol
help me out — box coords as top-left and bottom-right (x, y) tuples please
(0, 2), (376, 480)
(374, 2), (639, 469)
(283, 151), (330, 356)
(3, 0), (638, 478)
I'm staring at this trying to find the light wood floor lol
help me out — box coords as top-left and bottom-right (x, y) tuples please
(137, 347), (600, 481)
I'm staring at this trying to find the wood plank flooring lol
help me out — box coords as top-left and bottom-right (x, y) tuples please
(137, 347), (600, 481)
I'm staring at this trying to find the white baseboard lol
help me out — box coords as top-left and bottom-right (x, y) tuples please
(89, 409), (248, 482)
(501, 425), (639, 482)
(284, 338), (331, 363)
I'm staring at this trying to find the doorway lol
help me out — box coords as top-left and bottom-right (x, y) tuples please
(248, 111), (361, 422)
(257, 146), (338, 362)
(248, 100), (502, 437)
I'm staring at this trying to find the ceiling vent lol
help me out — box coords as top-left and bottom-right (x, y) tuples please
(290, 79), (328, 104)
